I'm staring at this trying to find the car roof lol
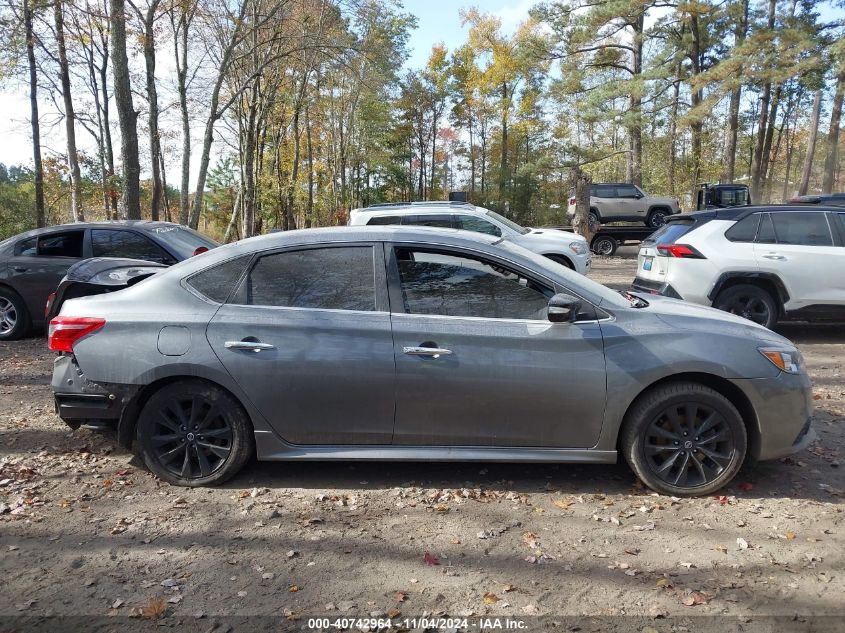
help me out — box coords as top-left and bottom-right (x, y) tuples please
(591, 182), (640, 187)
(351, 201), (480, 215)
(668, 204), (845, 224)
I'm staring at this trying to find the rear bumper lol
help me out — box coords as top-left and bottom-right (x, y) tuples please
(51, 354), (136, 427)
(631, 276), (684, 300)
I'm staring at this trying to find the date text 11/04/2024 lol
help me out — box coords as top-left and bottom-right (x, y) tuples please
(306, 617), (529, 630)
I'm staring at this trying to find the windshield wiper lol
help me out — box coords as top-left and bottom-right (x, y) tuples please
(619, 290), (649, 308)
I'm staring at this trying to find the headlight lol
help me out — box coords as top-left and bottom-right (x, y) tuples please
(569, 241), (588, 255)
(758, 347), (804, 374)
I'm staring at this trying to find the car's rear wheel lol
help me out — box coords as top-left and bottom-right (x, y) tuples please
(621, 382), (747, 497)
(136, 380), (254, 486)
(647, 209), (668, 228)
(588, 210), (600, 229)
(0, 288), (30, 341)
(592, 235), (617, 256)
(713, 284), (778, 329)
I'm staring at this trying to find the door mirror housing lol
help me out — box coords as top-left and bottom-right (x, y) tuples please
(548, 293), (582, 323)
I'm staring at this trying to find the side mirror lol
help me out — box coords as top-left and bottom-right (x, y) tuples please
(548, 293), (582, 323)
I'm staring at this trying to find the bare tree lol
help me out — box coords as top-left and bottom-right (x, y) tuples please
(24, 0), (46, 227)
(799, 89), (823, 195)
(822, 68), (845, 194)
(54, 0), (84, 221)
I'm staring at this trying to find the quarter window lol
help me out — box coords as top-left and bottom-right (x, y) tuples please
(455, 215), (502, 237)
(616, 185), (641, 198)
(92, 229), (173, 263)
(394, 248), (552, 320)
(770, 212), (833, 246)
(233, 246), (376, 311)
(36, 231), (83, 257)
(15, 236), (37, 256)
(366, 215), (401, 226)
(725, 214), (760, 242)
(186, 255), (252, 303)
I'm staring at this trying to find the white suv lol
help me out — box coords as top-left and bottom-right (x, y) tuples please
(348, 202), (592, 275)
(632, 205), (845, 328)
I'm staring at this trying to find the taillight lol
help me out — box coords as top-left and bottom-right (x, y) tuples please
(656, 244), (706, 259)
(48, 316), (106, 352)
(192, 246), (209, 256)
(45, 292), (56, 318)
(568, 197), (576, 206)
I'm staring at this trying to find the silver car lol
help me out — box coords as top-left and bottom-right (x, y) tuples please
(49, 227), (815, 496)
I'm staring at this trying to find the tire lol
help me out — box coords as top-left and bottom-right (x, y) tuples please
(0, 287), (31, 341)
(713, 284), (778, 329)
(544, 253), (574, 269)
(647, 209), (668, 228)
(591, 235), (617, 256)
(588, 210), (600, 229)
(620, 382), (747, 497)
(136, 380), (254, 487)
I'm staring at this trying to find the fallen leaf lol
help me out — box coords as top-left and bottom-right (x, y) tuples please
(423, 551), (439, 566)
(503, 584), (516, 592)
(716, 545), (728, 554)
(393, 591), (408, 603)
(289, 584), (299, 593)
(387, 607), (401, 618)
(522, 532), (539, 548)
(141, 597), (166, 619)
(483, 592), (499, 605)
(111, 599), (124, 609)
(737, 537), (749, 550)
(552, 498), (574, 510)
(785, 531), (796, 540)
(682, 591), (709, 607)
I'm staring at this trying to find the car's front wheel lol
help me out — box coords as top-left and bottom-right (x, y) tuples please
(0, 288), (30, 341)
(620, 382), (747, 496)
(136, 380), (254, 486)
(713, 284), (778, 329)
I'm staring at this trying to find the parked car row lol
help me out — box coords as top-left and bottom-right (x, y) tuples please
(0, 197), (835, 495)
(0, 221), (217, 340)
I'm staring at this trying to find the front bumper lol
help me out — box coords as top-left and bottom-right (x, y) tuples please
(631, 276), (683, 300)
(733, 371), (815, 461)
(52, 354), (135, 427)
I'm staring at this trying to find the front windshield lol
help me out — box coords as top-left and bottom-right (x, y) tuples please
(486, 210), (531, 235)
(495, 239), (630, 308)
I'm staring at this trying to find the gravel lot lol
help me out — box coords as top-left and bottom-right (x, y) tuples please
(0, 249), (843, 631)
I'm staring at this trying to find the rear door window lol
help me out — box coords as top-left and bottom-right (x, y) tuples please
(757, 213), (776, 243)
(770, 212), (833, 246)
(401, 215), (454, 228)
(36, 231), (83, 257)
(92, 229), (173, 263)
(594, 185), (616, 198)
(14, 236), (37, 256)
(232, 246), (376, 311)
(725, 214), (760, 242)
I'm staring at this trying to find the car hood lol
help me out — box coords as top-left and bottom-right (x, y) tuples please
(519, 228), (586, 247)
(649, 196), (680, 208)
(635, 294), (793, 347)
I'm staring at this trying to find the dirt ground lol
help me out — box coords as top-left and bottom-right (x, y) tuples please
(1, 248), (843, 632)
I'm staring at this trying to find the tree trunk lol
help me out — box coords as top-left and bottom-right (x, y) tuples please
(499, 82), (509, 200)
(110, 0), (141, 219)
(759, 84), (782, 201)
(96, 14), (118, 219)
(688, 13), (703, 208)
(750, 0), (776, 201)
(24, 0), (45, 227)
(822, 68), (845, 194)
(55, 0), (84, 222)
(799, 89), (823, 195)
(306, 101), (314, 228)
(143, 2), (163, 221)
(173, 9), (191, 224)
(721, 0), (748, 183)
(626, 11), (644, 186)
(569, 166), (594, 243)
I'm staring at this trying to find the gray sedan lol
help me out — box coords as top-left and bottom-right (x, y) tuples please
(49, 227), (815, 495)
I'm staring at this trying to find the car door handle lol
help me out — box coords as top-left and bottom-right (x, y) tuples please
(12, 266), (27, 272)
(762, 254), (786, 261)
(403, 346), (453, 358)
(224, 340), (275, 352)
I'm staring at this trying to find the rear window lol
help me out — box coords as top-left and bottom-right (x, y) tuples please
(648, 220), (695, 245)
(143, 225), (217, 260)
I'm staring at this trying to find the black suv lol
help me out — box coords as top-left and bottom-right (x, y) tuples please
(0, 221), (217, 340)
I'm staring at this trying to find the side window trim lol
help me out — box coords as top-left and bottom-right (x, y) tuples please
(227, 242), (389, 313)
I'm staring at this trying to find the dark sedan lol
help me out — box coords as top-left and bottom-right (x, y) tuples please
(0, 221), (217, 340)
